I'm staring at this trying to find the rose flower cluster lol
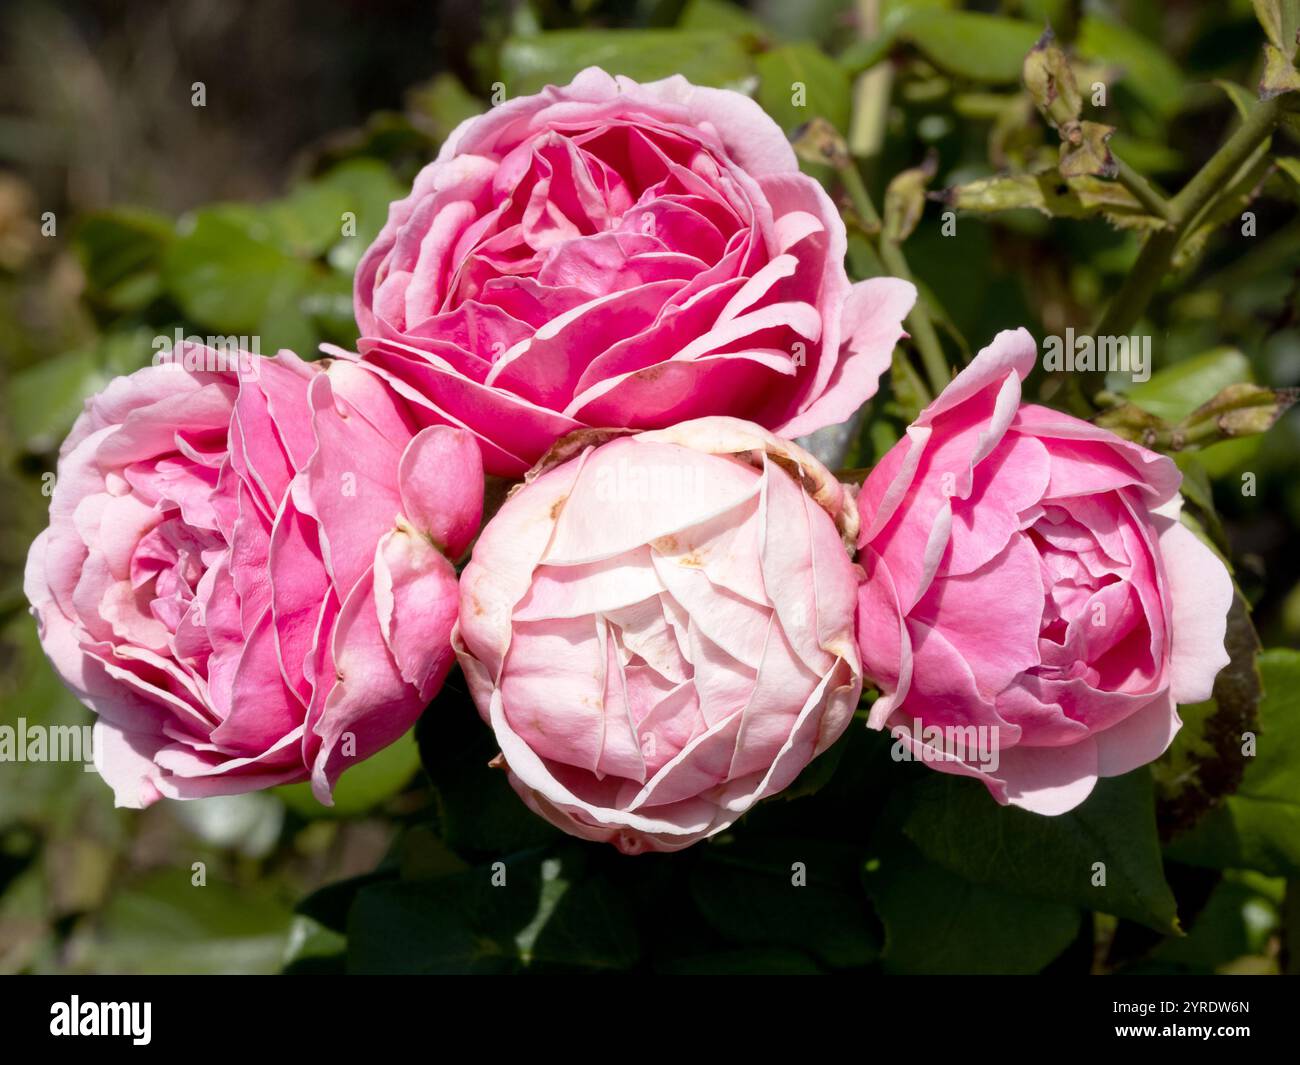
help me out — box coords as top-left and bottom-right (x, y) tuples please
(27, 69), (1231, 853)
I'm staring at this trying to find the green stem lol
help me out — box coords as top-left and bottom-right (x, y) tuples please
(1144, 416), (1239, 452)
(1094, 97), (1281, 342)
(1112, 155), (1174, 222)
(837, 160), (951, 397)
(1169, 97), (1280, 229)
(1090, 228), (1179, 343)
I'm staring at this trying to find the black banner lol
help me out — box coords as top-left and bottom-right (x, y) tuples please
(0, 974), (1291, 1051)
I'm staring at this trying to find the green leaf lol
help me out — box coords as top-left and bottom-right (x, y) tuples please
(405, 72), (486, 143)
(318, 159), (406, 275)
(296, 828), (471, 934)
(256, 290), (318, 358)
(678, 0), (769, 40)
(0, 614), (108, 829)
(1121, 347), (1254, 422)
(1172, 452), (1215, 516)
(1149, 871), (1281, 973)
(415, 669), (560, 856)
(4, 327), (162, 457)
(0, 864), (52, 973)
(896, 12), (1041, 84)
(1156, 587), (1259, 834)
(275, 729), (421, 818)
(1276, 156), (1300, 189)
(73, 208), (173, 312)
(98, 327), (163, 376)
(838, 32), (900, 78)
(162, 208), (314, 334)
(943, 171), (1160, 229)
(1261, 43), (1300, 100)
(1215, 79), (1258, 120)
(866, 415), (901, 465)
(690, 836), (881, 968)
(1187, 440), (1260, 481)
(7, 347), (107, 455)
(866, 837), (1081, 974)
(1171, 152), (1274, 275)
(1023, 24), (1082, 128)
(755, 43), (851, 135)
(1116, 350), (1271, 473)
(302, 269), (361, 349)
(500, 31), (756, 96)
(261, 181), (352, 259)
(1076, 16), (1187, 120)
(85, 870), (293, 975)
(281, 915), (348, 975)
(882, 152), (937, 243)
(888, 343), (930, 423)
(346, 866), (535, 974)
(521, 855), (640, 971)
(898, 770), (1180, 932)
(346, 850), (639, 974)
(1019, 0), (1067, 23)
(295, 868), (396, 936)
(1166, 650), (1300, 878)
(779, 725), (848, 800)
(1251, 0), (1300, 57)
(1179, 382), (1296, 443)
(1058, 120), (1118, 180)
(1108, 133), (1182, 176)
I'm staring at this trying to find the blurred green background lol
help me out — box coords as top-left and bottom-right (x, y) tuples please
(1, 0), (1298, 975)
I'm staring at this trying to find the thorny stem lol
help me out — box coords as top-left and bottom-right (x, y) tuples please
(1092, 97), (1282, 351)
(836, 159), (951, 398)
(1135, 417), (1245, 453)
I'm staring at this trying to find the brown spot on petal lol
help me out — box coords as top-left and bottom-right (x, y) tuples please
(549, 495), (567, 520)
(636, 363), (669, 384)
(652, 534), (679, 553)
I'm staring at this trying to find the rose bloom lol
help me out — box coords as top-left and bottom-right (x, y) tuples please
(25, 346), (482, 806)
(354, 66), (915, 476)
(856, 329), (1232, 814)
(454, 418), (863, 852)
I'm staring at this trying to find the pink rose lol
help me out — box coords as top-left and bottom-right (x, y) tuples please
(454, 417), (862, 852)
(24, 346), (482, 807)
(353, 66), (916, 476)
(855, 329), (1233, 814)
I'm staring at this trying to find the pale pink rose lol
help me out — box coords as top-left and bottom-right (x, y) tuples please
(855, 329), (1233, 814)
(353, 66), (916, 476)
(24, 346), (482, 807)
(454, 417), (863, 852)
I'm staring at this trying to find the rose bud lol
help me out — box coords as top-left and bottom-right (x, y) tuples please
(24, 346), (482, 806)
(856, 328), (1233, 814)
(454, 417), (862, 852)
(354, 66), (915, 476)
